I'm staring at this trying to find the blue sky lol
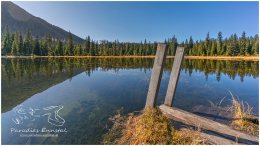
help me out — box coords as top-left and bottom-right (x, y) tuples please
(13, 1), (259, 42)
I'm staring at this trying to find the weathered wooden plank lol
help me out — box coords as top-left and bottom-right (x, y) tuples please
(145, 44), (167, 107)
(159, 104), (258, 143)
(164, 47), (185, 106)
(198, 130), (243, 145)
(178, 128), (243, 145)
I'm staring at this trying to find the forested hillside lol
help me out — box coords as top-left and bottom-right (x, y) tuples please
(1, 1), (84, 43)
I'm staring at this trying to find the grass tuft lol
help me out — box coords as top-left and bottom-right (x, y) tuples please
(118, 107), (172, 144)
(229, 91), (259, 136)
(103, 107), (207, 145)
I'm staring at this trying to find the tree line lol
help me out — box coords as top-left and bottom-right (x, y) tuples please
(2, 27), (259, 56)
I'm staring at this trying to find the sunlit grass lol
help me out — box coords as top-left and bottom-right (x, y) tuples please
(118, 107), (172, 144)
(103, 107), (207, 145)
(228, 91), (259, 136)
(171, 128), (206, 145)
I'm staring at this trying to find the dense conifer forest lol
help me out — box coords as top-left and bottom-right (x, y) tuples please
(2, 27), (259, 56)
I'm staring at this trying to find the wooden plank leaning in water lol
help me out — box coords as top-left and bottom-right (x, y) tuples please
(145, 44), (167, 107)
(164, 47), (185, 106)
(159, 105), (259, 144)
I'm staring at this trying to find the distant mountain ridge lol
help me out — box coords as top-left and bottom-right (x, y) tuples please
(1, 1), (84, 43)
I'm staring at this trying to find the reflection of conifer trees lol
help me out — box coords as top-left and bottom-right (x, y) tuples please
(182, 59), (258, 82)
(1, 58), (259, 83)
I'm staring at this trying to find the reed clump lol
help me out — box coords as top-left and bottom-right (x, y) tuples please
(103, 107), (206, 145)
(229, 92), (259, 136)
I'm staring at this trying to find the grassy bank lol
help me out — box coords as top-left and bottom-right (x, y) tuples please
(184, 56), (259, 61)
(2, 55), (259, 61)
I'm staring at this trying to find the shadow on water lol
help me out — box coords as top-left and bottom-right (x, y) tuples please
(1, 58), (259, 144)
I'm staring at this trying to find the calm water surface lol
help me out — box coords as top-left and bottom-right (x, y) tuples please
(1, 58), (259, 144)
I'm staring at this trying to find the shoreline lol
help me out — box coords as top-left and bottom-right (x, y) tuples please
(1, 55), (259, 61)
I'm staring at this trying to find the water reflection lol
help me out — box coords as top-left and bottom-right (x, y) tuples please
(1, 58), (259, 144)
(2, 58), (258, 83)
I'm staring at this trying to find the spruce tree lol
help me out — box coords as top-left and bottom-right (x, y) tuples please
(65, 32), (74, 55)
(217, 32), (222, 55)
(210, 39), (217, 56)
(11, 32), (18, 55)
(17, 32), (23, 55)
(240, 31), (246, 56)
(2, 26), (12, 55)
(24, 30), (33, 55)
(85, 36), (90, 55)
(56, 40), (64, 56)
(33, 36), (40, 55)
(205, 32), (210, 55)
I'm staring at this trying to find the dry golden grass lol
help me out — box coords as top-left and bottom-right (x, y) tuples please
(118, 107), (172, 144)
(229, 92), (259, 136)
(2, 55), (259, 61)
(171, 128), (206, 145)
(184, 56), (259, 61)
(103, 107), (207, 145)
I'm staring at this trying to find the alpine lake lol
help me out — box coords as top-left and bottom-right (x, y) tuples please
(1, 57), (259, 144)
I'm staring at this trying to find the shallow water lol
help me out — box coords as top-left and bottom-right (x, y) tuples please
(1, 58), (259, 144)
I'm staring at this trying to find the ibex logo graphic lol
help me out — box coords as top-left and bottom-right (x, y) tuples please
(12, 105), (65, 126)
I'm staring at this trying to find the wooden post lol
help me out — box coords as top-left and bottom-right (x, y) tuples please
(145, 44), (167, 108)
(164, 47), (185, 106)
